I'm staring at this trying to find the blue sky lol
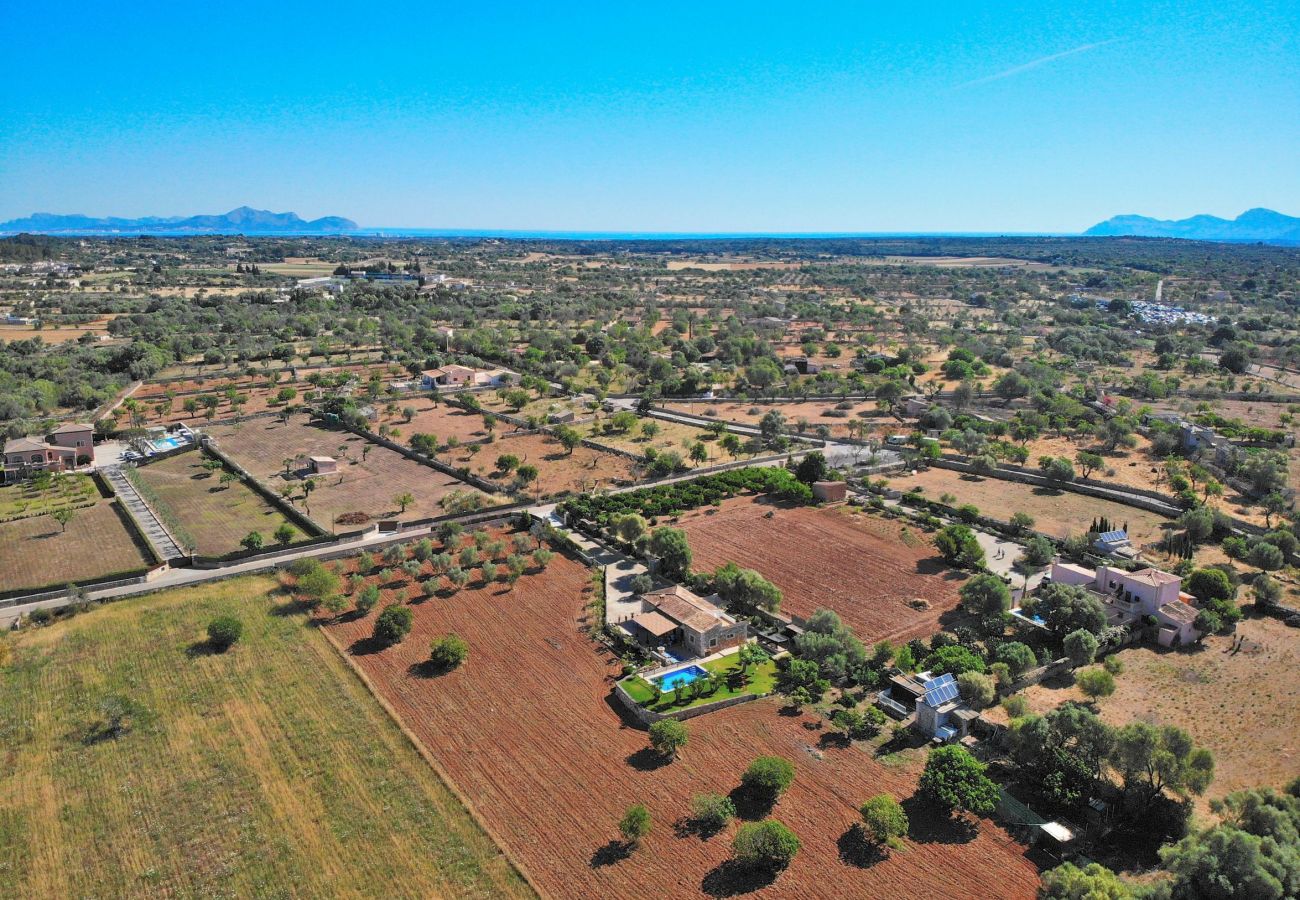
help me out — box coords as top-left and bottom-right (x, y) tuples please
(1, 1), (1296, 232)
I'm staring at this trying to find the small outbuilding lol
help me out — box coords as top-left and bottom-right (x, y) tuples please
(812, 481), (847, 502)
(309, 456), (338, 475)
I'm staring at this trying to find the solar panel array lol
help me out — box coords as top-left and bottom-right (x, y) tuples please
(1098, 530), (1127, 542)
(924, 673), (959, 706)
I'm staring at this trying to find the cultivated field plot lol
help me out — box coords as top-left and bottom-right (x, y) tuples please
(578, 418), (722, 467)
(676, 497), (967, 645)
(476, 392), (593, 422)
(987, 615), (1300, 814)
(0, 474), (98, 519)
(206, 419), (492, 525)
(322, 544), (1038, 899)
(133, 451), (303, 556)
(884, 467), (1174, 550)
(0, 499), (152, 592)
(450, 431), (641, 496)
(0, 314), (119, 344)
(0, 577), (529, 899)
(401, 399), (494, 445)
(660, 399), (884, 438)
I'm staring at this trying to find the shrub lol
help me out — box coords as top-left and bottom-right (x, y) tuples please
(1077, 667), (1116, 700)
(373, 605), (414, 646)
(355, 583), (380, 615)
(860, 794), (909, 850)
(994, 641), (1036, 677)
(429, 634), (469, 669)
(741, 756), (796, 803)
(618, 803), (651, 847)
(648, 719), (689, 759)
(732, 820), (801, 871)
(918, 745), (998, 818)
(1002, 695), (1029, 719)
(691, 793), (735, 832)
(956, 671), (996, 708)
(923, 645), (986, 676)
(206, 615), (243, 651)
(1064, 629), (1100, 667)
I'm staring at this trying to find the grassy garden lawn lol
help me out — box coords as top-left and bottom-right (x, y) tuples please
(0, 575), (531, 899)
(0, 474), (99, 520)
(131, 452), (304, 557)
(620, 655), (778, 712)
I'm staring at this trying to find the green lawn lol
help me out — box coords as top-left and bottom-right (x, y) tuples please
(621, 655), (778, 712)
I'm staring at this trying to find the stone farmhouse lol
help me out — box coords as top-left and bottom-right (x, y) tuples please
(623, 585), (747, 658)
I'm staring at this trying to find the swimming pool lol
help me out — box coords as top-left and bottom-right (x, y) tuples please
(654, 665), (709, 693)
(150, 435), (188, 451)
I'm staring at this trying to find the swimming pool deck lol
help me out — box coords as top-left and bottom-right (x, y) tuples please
(640, 645), (742, 682)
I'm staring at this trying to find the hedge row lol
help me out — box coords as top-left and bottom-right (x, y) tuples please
(558, 466), (811, 525)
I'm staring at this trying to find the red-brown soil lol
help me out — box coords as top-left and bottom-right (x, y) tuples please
(321, 539), (1036, 899)
(677, 497), (968, 645)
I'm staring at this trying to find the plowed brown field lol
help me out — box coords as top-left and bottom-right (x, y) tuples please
(321, 543), (1036, 899)
(677, 497), (968, 645)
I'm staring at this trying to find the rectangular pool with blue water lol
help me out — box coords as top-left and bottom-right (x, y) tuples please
(653, 664), (709, 693)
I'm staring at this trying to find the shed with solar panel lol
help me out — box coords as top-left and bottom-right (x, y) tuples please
(1093, 529), (1135, 558)
(913, 672), (976, 743)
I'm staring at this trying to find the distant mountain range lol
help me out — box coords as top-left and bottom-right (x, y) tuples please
(1085, 208), (1300, 243)
(0, 206), (358, 235)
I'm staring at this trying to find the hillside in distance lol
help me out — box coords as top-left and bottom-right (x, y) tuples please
(1085, 207), (1300, 244)
(0, 206), (358, 235)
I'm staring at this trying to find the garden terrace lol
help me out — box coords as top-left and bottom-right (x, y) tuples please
(576, 418), (721, 467)
(0, 474), (99, 521)
(659, 398), (888, 438)
(450, 431), (641, 498)
(882, 467), (1174, 550)
(395, 398), (495, 445)
(619, 655), (778, 713)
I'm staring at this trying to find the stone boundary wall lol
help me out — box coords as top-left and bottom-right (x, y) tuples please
(94, 470), (166, 566)
(930, 457), (1183, 518)
(200, 437), (328, 536)
(0, 561), (170, 607)
(612, 680), (764, 725)
(334, 419), (508, 496)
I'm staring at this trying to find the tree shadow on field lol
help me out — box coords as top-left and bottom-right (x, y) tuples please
(625, 747), (671, 771)
(837, 823), (885, 868)
(408, 659), (455, 679)
(675, 814), (727, 841)
(818, 730), (851, 750)
(728, 784), (778, 821)
(269, 597), (313, 617)
(701, 860), (778, 897)
(348, 635), (390, 656)
(184, 639), (222, 659)
(901, 795), (977, 844)
(915, 556), (949, 576)
(590, 839), (633, 868)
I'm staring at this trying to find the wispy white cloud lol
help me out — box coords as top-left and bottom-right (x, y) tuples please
(959, 39), (1118, 88)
